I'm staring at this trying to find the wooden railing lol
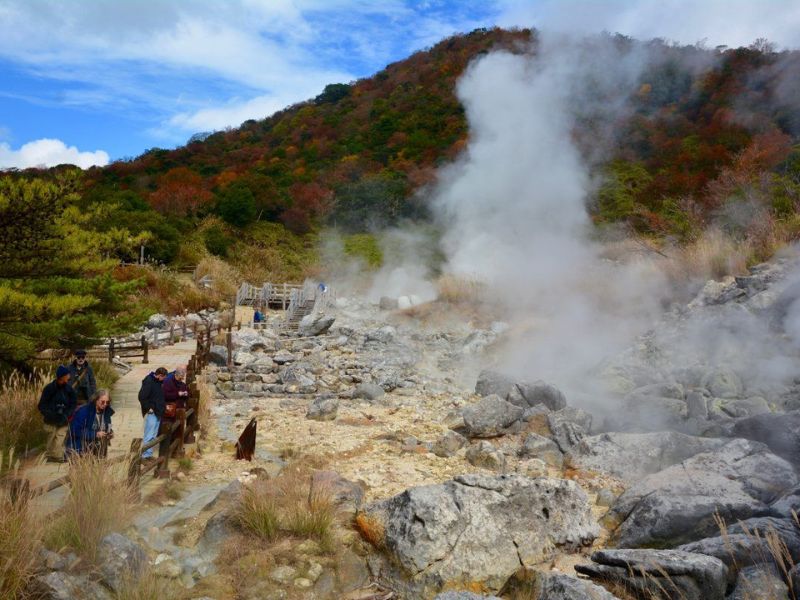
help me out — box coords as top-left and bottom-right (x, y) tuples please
(18, 321), (231, 500)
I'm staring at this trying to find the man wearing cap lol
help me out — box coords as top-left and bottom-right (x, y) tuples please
(38, 365), (78, 462)
(138, 367), (168, 461)
(67, 349), (97, 406)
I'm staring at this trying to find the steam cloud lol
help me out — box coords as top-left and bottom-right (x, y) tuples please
(430, 34), (671, 402)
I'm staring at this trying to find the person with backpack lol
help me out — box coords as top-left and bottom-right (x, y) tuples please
(67, 349), (97, 406)
(138, 367), (168, 462)
(38, 365), (77, 462)
(66, 389), (114, 457)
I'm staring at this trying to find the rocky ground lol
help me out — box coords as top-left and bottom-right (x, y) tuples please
(31, 254), (800, 600)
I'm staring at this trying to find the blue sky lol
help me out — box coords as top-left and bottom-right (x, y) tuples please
(1, 0), (798, 169)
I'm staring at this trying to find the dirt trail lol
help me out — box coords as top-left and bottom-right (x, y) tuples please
(23, 340), (197, 516)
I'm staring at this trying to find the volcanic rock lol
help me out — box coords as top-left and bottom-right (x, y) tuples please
(576, 549), (728, 600)
(360, 474), (598, 595)
(460, 394), (523, 438)
(607, 439), (797, 548)
(566, 431), (726, 483)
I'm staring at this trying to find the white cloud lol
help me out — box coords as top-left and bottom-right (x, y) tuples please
(0, 139), (109, 169)
(496, 0), (800, 49)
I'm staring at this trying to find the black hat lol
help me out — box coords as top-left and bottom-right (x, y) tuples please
(75, 349), (87, 357)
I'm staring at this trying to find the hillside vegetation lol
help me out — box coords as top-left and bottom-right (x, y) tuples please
(3, 28), (800, 366)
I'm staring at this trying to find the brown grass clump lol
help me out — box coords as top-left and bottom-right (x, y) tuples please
(0, 488), (42, 599)
(0, 371), (47, 457)
(113, 567), (181, 600)
(45, 454), (136, 561)
(233, 465), (337, 548)
(354, 512), (385, 549)
(436, 274), (487, 305)
(195, 256), (241, 298)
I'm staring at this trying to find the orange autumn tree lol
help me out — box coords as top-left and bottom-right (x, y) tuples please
(149, 167), (213, 216)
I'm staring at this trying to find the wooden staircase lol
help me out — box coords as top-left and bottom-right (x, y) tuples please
(287, 298), (314, 329)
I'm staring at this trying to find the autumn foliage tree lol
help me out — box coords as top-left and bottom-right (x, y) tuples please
(149, 167), (213, 216)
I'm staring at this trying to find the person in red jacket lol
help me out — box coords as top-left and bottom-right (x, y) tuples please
(161, 366), (189, 424)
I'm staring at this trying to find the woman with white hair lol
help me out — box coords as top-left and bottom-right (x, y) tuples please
(161, 365), (189, 422)
(66, 389), (114, 457)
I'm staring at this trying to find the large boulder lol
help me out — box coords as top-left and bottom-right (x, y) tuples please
(359, 474), (598, 595)
(576, 549), (728, 600)
(531, 572), (621, 600)
(519, 433), (563, 468)
(434, 594), (501, 600)
(606, 439), (797, 548)
(352, 382), (385, 402)
(97, 532), (147, 592)
(547, 408), (591, 452)
(769, 483), (800, 518)
(678, 516), (800, 571)
(461, 395), (523, 438)
(146, 313), (169, 329)
(299, 314), (335, 337)
(732, 410), (800, 467)
(566, 431), (726, 483)
(508, 381), (567, 411)
(306, 395), (339, 421)
(474, 370), (516, 398)
(728, 565), (788, 600)
(208, 345), (228, 366)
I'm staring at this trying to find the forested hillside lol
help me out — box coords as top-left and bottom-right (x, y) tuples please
(15, 27), (800, 261)
(3, 27), (800, 366)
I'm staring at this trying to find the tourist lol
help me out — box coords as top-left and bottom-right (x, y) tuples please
(138, 366), (168, 461)
(253, 307), (263, 324)
(161, 366), (189, 423)
(66, 389), (114, 457)
(67, 349), (97, 406)
(38, 365), (77, 462)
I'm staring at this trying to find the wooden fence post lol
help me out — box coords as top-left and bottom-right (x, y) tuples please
(226, 327), (233, 369)
(182, 320), (187, 340)
(156, 422), (171, 478)
(127, 438), (142, 492)
(152, 328), (158, 347)
(109, 339), (115, 363)
(170, 323), (175, 344)
(142, 337), (149, 364)
(175, 408), (187, 456)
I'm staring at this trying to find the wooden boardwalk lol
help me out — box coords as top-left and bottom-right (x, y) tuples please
(23, 340), (197, 515)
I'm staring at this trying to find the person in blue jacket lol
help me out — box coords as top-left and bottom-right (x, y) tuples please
(66, 389), (114, 457)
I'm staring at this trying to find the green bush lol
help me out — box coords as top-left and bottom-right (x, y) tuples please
(204, 225), (233, 257)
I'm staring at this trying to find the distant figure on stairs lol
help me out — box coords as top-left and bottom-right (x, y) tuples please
(38, 365), (77, 462)
(253, 306), (264, 324)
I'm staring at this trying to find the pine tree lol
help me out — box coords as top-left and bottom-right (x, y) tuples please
(0, 172), (142, 367)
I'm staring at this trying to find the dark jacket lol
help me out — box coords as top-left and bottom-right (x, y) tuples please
(38, 380), (77, 426)
(66, 402), (114, 454)
(138, 373), (165, 418)
(68, 360), (97, 400)
(162, 373), (189, 409)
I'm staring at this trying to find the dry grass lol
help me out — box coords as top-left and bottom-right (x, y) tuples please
(0, 488), (42, 600)
(233, 464), (337, 548)
(194, 256), (241, 298)
(436, 274), (487, 305)
(45, 454), (136, 561)
(113, 567), (181, 600)
(0, 371), (47, 457)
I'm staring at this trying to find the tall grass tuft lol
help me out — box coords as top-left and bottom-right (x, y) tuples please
(233, 478), (280, 541)
(0, 488), (42, 600)
(233, 466), (337, 547)
(0, 370), (47, 457)
(113, 567), (180, 600)
(46, 454), (136, 561)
